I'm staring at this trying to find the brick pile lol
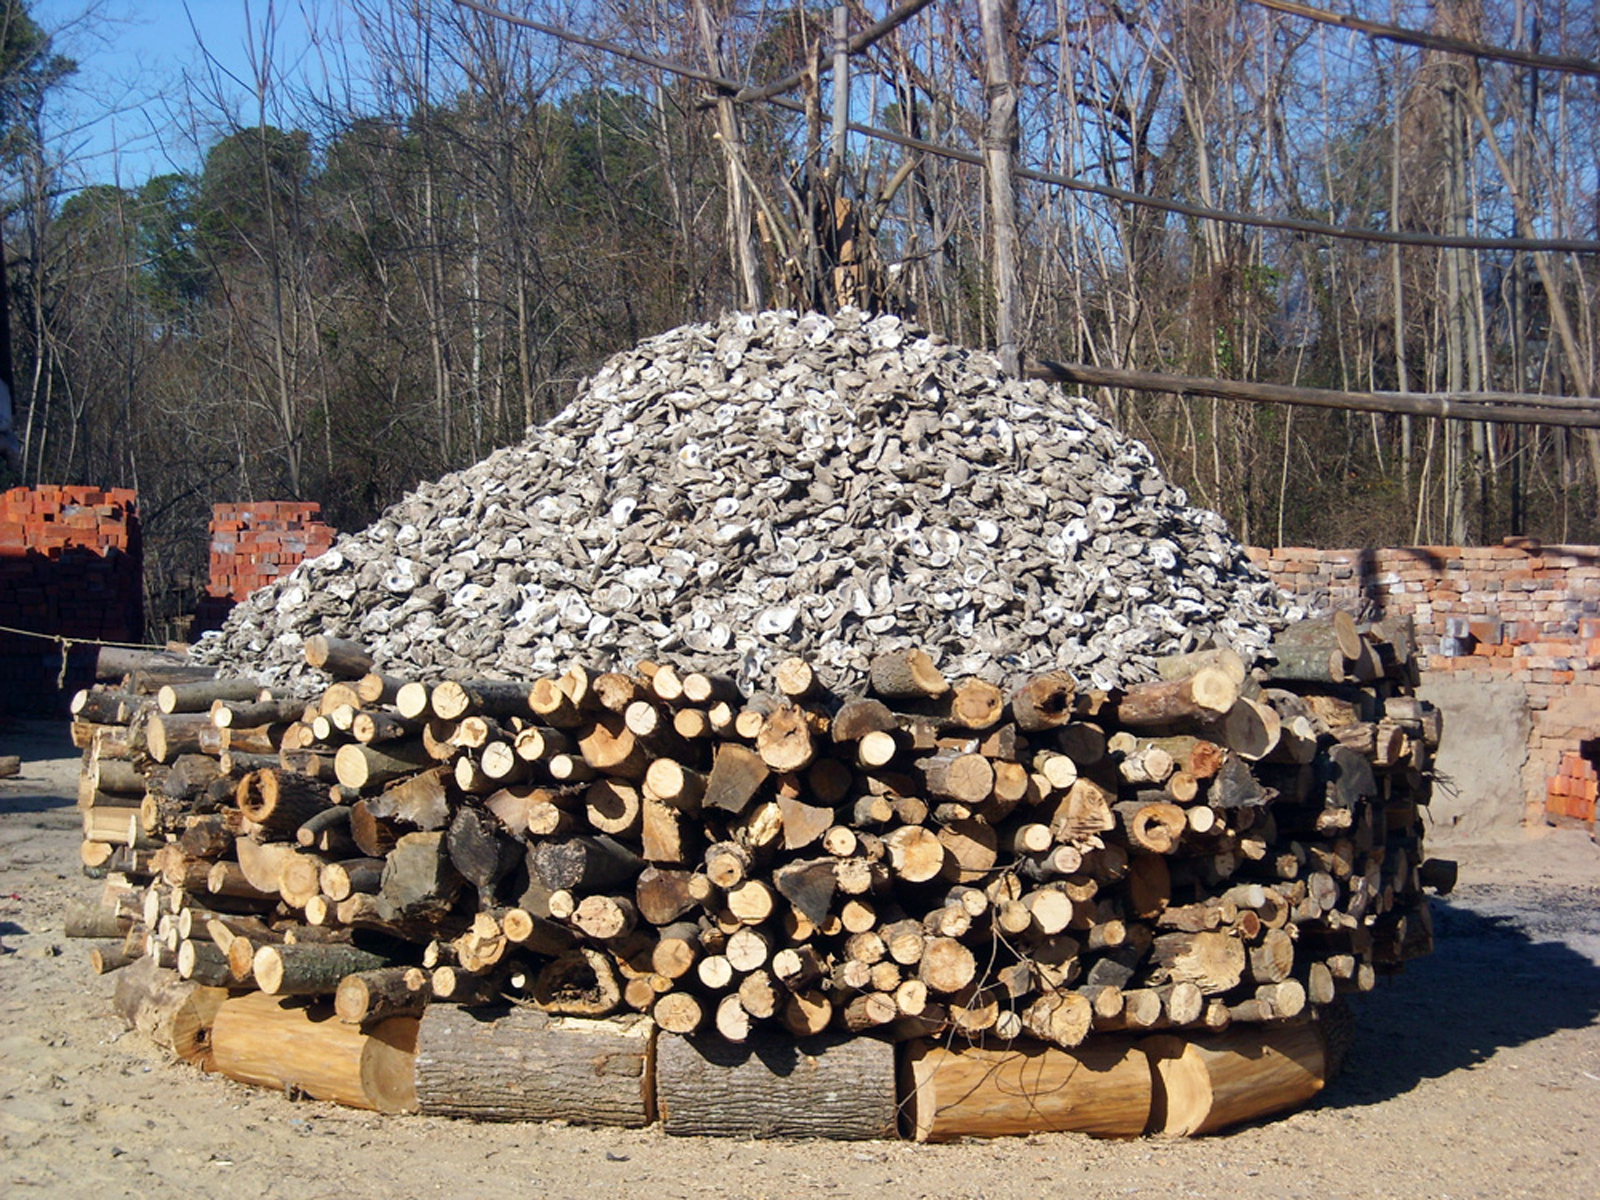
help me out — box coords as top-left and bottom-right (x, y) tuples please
(0, 486), (144, 715)
(1248, 540), (1600, 831)
(207, 502), (337, 601)
(1546, 747), (1598, 827)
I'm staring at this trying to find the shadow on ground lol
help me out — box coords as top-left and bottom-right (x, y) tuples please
(1322, 892), (1600, 1111)
(0, 719), (79, 816)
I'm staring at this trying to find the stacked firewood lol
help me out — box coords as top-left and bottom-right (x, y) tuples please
(65, 614), (1452, 1136)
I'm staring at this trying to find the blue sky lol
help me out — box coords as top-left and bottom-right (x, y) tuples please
(31, 0), (356, 186)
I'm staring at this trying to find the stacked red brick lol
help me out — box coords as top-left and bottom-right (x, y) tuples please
(1547, 749), (1598, 827)
(1250, 541), (1600, 830)
(0, 486), (143, 714)
(208, 503), (337, 601)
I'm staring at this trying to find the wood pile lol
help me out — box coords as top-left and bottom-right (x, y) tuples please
(66, 614), (1452, 1137)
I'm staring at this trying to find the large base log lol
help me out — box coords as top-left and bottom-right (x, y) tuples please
(899, 1036), (1152, 1141)
(110, 955), (228, 1066)
(656, 1032), (897, 1139)
(208, 991), (418, 1113)
(415, 1005), (654, 1126)
(1143, 1020), (1328, 1136)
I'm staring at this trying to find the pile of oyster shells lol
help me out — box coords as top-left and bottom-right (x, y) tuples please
(192, 309), (1295, 694)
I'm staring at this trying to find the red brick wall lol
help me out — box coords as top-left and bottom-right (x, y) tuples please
(1249, 541), (1600, 830)
(0, 486), (144, 715)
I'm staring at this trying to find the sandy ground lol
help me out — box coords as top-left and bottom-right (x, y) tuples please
(2, 718), (1597, 1200)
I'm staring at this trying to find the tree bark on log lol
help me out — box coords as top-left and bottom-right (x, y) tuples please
(415, 1005), (654, 1125)
(656, 1031), (896, 1139)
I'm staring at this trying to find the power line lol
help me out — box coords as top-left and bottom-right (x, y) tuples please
(1242, 0), (1600, 79)
(454, 0), (1600, 255)
(1026, 361), (1600, 430)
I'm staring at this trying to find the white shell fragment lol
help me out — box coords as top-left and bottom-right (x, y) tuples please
(192, 309), (1288, 693)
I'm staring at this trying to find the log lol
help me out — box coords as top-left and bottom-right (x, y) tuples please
(208, 991), (418, 1113)
(379, 831), (463, 921)
(303, 635), (375, 679)
(431, 679), (535, 721)
(901, 1037), (1153, 1140)
(146, 713), (216, 763)
(415, 1005), (654, 1124)
(1144, 1020), (1328, 1135)
(254, 942), (394, 996)
(532, 947), (623, 1017)
(1010, 672), (1078, 732)
(1114, 668), (1238, 729)
(335, 741), (436, 791)
(156, 678), (261, 714)
(236, 769), (332, 837)
(111, 955), (227, 1065)
(756, 703), (816, 772)
(657, 1032), (897, 1139)
(869, 649), (948, 699)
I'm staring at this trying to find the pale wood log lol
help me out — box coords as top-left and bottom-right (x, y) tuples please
(918, 937), (977, 994)
(63, 900), (134, 940)
(71, 688), (139, 724)
(111, 955), (227, 1065)
(1048, 776), (1117, 843)
(937, 819), (999, 884)
(209, 991), (417, 1112)
(90, 757), (145, 795)
(1150, 931), (1247, 994)
(157, 678), (260, 714)
(212, 698), (306, 730)
(1022, 990), (1094, 1048)
(302, 635), (374, 678)
(1117, 800), (1188, 855)
(334, 741), (435, 790)
(653, 992), (706, 1035)
(644, 758), (706, 812)
(296, 805), (351, 850)
(585, 778), (642, 837)
(1144, 1020), (1327, 1136)
(430, 679), (535, 722)
(254, 941), (392, 996)
(88, 941), (139, 973)
(512, 724), (571, 762)
(1155, 646), (1248, 685)
(755, 702), (816, 771)
(884, 825), (945, 883)
(901, 1037), (1152, 1141)
(146, 713), (215, 763)
(366, 765), (452, 831)
(577, 713), (647, 780)
(657, 1032), (896, 1139)
(1114, 668), (1238, 729)
(351, 710), (422, 745)
(681, 671), (741, 705)
(714, 993), (752, 1042)
(335, 966), (430, 1024)
(176, 939), (233, 986)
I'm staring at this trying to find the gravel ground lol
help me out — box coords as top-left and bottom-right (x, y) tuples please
(2, 719), (1596, 1200)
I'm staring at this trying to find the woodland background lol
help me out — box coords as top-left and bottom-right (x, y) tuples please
(1, 0), (1597, 639)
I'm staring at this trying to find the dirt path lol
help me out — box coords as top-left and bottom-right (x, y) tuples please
(3, 720), (1597, 1200)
